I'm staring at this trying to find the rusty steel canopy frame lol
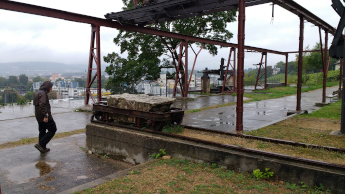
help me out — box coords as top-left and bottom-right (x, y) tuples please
(0, 0), (336, 132)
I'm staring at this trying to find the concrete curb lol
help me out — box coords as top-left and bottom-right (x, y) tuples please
(58, 159), (159, 194)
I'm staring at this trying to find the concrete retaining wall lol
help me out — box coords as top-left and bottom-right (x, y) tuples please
(86, 123), (345, 193)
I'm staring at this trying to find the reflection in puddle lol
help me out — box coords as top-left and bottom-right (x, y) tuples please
(6, 161), (57, 184)
(35, 161), (54, 176)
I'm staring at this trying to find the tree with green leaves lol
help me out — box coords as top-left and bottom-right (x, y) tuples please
(24, 91), (35, 101)
(104, 0), (237, 92)
(8, 76), (18, 85)
(33, 76), (43, 82)
(19, 74), (28, 86)
(55, 78), (63, 82)
(0, 77), (8, 87)
(72, 78), (86, 88)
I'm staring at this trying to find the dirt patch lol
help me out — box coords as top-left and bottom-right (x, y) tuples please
(45, 177), (55, 182)
(39, 185), (54, 190)
(288, 118), (340, 131)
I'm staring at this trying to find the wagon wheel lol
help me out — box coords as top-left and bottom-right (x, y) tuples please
(172, 118), (183, 125)
(93, 111), (103, 121)
(149, 121), (165, 131)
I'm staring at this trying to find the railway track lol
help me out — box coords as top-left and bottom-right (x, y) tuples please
(91, 120), (345, 171)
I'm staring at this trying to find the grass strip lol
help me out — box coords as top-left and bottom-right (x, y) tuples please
(74, 158), (330, 194)
(0, 128), (86, 150)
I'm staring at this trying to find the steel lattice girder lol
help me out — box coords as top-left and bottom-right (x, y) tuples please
(105, 0), (270, 25)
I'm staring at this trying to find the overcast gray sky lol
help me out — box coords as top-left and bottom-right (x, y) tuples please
(0, 0), (341, 71)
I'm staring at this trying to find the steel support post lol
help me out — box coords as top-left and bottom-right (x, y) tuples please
(296, 15), (304, 111)
(340, 59), (343, 99)
(254, 52), (267, 90)
(184, 40), (189, 97)
(341, 38), (345, 134)
(222, 47), (236, 93)
(236, 0), (245, 132)
(264, 53), (267, 90)
(187, 44), (204, 93)
(285, 54), (288, 86)
(85, 25), (102, 105)
(322, 30), (328, 103)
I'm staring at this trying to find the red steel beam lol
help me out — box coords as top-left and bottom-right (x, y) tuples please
(184, 40), (188, 97)
(285, 50), (322, 54)
(322, 31), (328, 103)
(340, 59), (343, 99)
(296, 15), (304, 111)
(0, 0), (286, 55)
(236, 0), (245, 133)
(285, 54), (288, 86)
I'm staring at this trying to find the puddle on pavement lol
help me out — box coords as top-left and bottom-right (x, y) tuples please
(6, 161), (57, 184)
(210, 122), (235, 127)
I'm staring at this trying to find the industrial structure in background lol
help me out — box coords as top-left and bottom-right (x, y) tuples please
(0, 0), (340, 132)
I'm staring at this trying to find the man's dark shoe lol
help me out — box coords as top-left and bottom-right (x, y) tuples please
(34, 144), (45, 154)
(44, 148), (50, 153)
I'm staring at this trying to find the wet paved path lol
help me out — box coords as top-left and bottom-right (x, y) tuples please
(0, 100), (91, 144)
(181, 86), (339, 133)
(0, 134), (133, 194)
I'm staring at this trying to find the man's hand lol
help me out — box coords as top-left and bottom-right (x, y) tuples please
(43, 117), (48, 123)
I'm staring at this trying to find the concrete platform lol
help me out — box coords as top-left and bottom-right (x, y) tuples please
(0, 133), (133, 194)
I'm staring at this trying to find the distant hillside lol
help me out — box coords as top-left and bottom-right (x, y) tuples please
(0, 62), (107, 76)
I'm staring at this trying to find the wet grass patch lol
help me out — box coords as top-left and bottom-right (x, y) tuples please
(74, 158), (330, 194)
(246, 99), (344, 149)
(0, 128), (86, 150)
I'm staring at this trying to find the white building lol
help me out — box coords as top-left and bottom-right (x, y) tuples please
(272, 67), (281, 75)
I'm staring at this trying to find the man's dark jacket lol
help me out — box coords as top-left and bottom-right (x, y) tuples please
(33, 81), (53, 122)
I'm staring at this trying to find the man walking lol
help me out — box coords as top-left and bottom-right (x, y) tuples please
(33, 81), (57, 154)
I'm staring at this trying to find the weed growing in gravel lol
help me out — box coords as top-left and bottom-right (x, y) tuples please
(148, 149), (167, 159)
(253, 168), (274, 180)
(161, 123), (184, 134)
